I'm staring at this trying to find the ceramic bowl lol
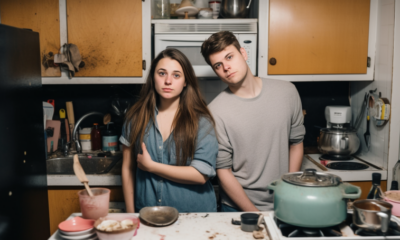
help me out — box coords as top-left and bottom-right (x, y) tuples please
(59, 228), (95, 236)
(94, 213), (140, 240)
(58, 216), (95, 232)
(59, 231), (97, 240)
(384, 190), (400, 217)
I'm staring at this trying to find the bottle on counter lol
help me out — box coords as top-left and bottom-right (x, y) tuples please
(79, 128), (92, 151)
(91, 123), (102, 151)
(367, 173), (385, 200)
(102, 122), (118, 152)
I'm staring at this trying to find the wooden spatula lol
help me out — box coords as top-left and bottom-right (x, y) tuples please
(73, 154), (94, 197)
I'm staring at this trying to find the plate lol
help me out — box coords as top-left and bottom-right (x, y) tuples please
(59, 228), (95, 236)
(58, 216), (94, 232)
(59, 231), (97, 240)
(139, 206), (179, 226)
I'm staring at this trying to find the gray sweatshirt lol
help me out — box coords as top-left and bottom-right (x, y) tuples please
(208, 78), (305, 211)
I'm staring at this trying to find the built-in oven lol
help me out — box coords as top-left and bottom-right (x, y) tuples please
(153, 19), (258, 77)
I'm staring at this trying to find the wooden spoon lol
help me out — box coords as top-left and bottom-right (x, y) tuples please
(73, 154), (94, 197)
(103, 113), (111, 125)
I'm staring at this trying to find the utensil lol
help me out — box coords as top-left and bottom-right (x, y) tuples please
(66, 101), (75, 143)
(364, 113), (371, 149)
(220, 0), (253, 18)
(267, 169), (361, 228)
(103, 113), (111, 125)
(352, 199), (393, 234)
(73, 154), (94, 197)
(139, 206), (179, 226)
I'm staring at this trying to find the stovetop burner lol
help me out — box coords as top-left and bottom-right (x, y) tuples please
(275, 213), (400, 238)
(326, 162), (369, 170)
(320, 155), (353, 161)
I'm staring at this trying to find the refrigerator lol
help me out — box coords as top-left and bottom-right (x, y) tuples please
(0, 24), (50, 239)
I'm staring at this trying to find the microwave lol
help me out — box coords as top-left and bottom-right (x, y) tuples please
(153, 19), (258, 77)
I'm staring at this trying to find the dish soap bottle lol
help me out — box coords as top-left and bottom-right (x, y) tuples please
(367, 173), (384, 200)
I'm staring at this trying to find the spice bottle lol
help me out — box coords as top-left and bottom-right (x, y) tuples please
(91, 123), (102, 150)
(367, 173), (385, 200)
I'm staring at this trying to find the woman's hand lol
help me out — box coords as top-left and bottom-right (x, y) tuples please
(137, 142), (157, 172)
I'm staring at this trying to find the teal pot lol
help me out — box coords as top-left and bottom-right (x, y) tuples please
(268, 169), (361, 228)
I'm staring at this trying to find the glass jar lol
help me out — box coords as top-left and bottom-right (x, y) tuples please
(153, 0), (171, 19)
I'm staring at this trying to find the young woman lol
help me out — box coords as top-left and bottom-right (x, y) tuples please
(120, 48), (218, 213)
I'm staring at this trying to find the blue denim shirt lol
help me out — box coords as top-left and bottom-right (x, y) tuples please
(120, 109), (218, 213)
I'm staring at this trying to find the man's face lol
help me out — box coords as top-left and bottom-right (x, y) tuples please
(208, 45), (249, 85)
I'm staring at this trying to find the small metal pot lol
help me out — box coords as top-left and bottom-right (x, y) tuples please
(318, 128), (360, 157)
(352, 199), (393, 234)
(220, 0), (253, 18)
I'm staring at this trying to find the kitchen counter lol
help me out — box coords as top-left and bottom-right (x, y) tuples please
(48, 212), (274, 240)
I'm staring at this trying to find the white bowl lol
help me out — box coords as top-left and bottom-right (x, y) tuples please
(59, 228), (95, 236)
(59, 231), (97, 240)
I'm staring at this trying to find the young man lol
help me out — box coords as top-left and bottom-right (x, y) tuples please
(201, 31), (305, 211)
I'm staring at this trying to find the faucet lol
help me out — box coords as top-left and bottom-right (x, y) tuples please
(72, 112), (104, 153)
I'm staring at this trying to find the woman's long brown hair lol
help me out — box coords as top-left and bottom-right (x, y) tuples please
(124, 48), (215, 166)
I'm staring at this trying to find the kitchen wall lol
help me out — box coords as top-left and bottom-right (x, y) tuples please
(350, 0), (395, 169)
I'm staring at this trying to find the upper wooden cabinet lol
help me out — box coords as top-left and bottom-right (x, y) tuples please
(268, 0), (370, 75)
(66, 0), (142, 77)
(0, 0), (61, 77)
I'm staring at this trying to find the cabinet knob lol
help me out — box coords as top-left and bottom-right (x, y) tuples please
(269, 58), (277, 66)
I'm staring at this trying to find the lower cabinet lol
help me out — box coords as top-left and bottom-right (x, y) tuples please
(347, 181), (387, 200)
(48, 186), (124, 235)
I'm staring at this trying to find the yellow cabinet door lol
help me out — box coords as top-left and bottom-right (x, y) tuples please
(66, 0), (142, 77)
(268, 0), (370, 75)
(0, 0), (61, 77)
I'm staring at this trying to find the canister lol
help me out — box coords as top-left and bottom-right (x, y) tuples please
(102, 123), (118, 151)
(79, 128), (92, 151)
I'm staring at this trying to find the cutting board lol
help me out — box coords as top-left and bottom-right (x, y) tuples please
(46, 120), (61, 152)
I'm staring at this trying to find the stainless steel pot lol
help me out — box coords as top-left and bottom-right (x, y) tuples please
(318, 128), (360, 156)
(352, 199), (393, 234)
(220, 0), (253, 18)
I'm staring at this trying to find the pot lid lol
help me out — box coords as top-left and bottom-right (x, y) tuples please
(282, 169), (342, 187)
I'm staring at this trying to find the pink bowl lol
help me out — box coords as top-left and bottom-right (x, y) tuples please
(94, 213), (140, 240)
(58, 216), (95, 232)
(384, 191), (400, 217)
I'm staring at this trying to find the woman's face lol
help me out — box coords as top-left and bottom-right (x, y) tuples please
(154, 57), (186, 101)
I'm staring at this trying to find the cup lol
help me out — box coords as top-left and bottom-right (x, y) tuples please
(78, 188), (110, 220)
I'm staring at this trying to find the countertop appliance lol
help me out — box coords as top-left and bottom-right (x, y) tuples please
(0, 24), (50, 239)
(153, 19), (257, 77)
(318, 106), (360, 160)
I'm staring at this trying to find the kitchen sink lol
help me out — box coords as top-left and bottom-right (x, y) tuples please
(46, 153), (122, 175)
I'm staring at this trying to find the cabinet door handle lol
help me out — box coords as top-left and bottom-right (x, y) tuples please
(269, 58), (277, 66)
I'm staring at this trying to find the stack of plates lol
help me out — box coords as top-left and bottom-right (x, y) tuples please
(58, 216), (97, 240)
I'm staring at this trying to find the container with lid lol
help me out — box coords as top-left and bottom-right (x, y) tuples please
(91, 123), (102, 151)
(79, 128), (92, 151)
(267, 169), (361, 228)
(102, 122), (118, 151)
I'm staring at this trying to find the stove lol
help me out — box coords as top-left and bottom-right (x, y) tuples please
(264, 211), (400, 240)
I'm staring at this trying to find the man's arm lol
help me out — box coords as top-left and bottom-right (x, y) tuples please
(289, 142), (303, 172)
(217, 169), (259, 211)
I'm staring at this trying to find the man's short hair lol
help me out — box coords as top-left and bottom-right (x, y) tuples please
(201, 31), (241, 66)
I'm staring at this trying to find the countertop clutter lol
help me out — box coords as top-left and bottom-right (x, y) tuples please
(49, 211), (400, 240)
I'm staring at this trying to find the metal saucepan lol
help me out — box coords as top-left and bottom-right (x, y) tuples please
(318, 128), (360, 157)
(352, 199), (393, 234)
